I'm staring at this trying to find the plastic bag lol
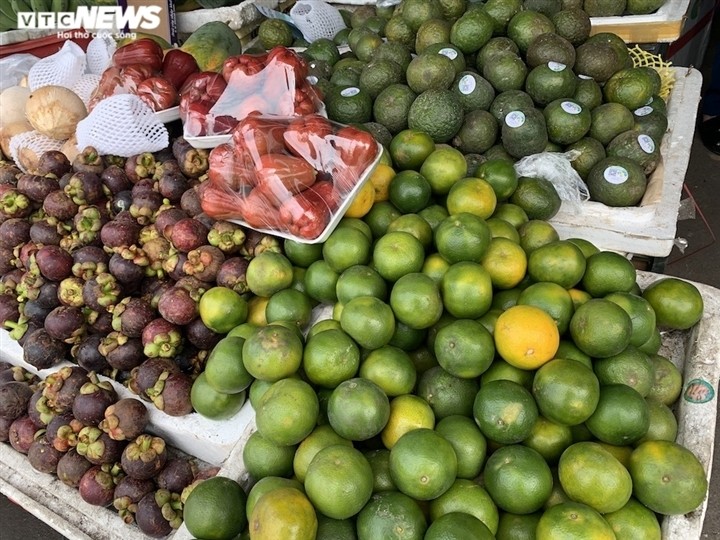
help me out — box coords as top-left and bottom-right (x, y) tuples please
(513, 151), (590, 208)
(199, 114), (381, 242)
(180, 47), (324, 138)
(0, 54), (40, 92)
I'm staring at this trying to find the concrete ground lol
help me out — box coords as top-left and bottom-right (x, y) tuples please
(1, 18), (720, 540)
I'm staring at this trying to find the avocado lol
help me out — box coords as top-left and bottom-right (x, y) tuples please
(501, 107), (549, 158)
(606, 130), (661, 175)
(453, 71), (496, 112)
(406, 53), (457, 93)
(452, 109), (500, 153)
(373, 84), (418, 134)
(525, 33), (577, 69)
(490, 89), (535, 124)
(408, 88), (465, 143)
(359, 59), (406, 99)
(587, 156), (648, 207)
(552, 8), (592, 46)
(566, 137), (607, 180)
(544, 98), (592, 145)
(525, 62), (579, 107)
(589, 102), (635, 146)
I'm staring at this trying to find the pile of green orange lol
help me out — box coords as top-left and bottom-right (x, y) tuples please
(184, 130), (707, 539)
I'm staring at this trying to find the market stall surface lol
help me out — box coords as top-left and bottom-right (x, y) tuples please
(2, 26), (720, 540)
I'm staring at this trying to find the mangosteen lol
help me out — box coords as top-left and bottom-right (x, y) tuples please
(100, 212), (141, 251)
(100, 398), (149, 441)
(128, 358), (180, 399)
(208, 220), (246, 254)
(241, 230), (282, 258)
(0, 366), (35, 385)
(157, 286), (197, 326)
(173, 345), (206, 377)
(72, 205), (108, 247)
(143, 278), (174, 309)
(153, 158), (181, 180)
(29, 218), (65, 246)
(87, 309), (115, 336)
(16, 321), (41, 346)
(46, 412), (84, 452)
(111, 297), (155, 338)
(148, 371), (193, 416)
(14, 269), (43, 303)
(101, 165), (132, 195)
(99, 332), (145, 371)
(27, 388), (55, 426)
(180, 186), (202, 216)
(72, 375), (118, 425)
(0, 217), (31, 248)
(135, 489), (182, 537)
(22, 328), (67, 370)
(113, 475), (156, 524)
(154, 207), (187, 239)
(43, 189), (79, 220)
(168, 217), (208, 253)
(138, 223), (160, 245)
(186, 318), (220, 351)
(141, 318), (182, 359)
(141, 237), (172, 277)
(57, 448), (93, 487)
(0, 294), (19, 328)
(65, 171), (104, 205)
(76, 426), (126, 465)
(156, 458), (195, 494)
(72, 146), (104, 175)
(82, 272), (122, 312)
(35, 245), (73, 281)
(183, 245), (224, 282)
(37, 150), (72, 177)
(28, 433), (64, 474)
(193, 212), (215, 231)
(103, 155), (126, 169)
(172, 137), (209, 179)
(130, 190), (164, 225)
(162, 251), (188, 281)
(109, 190), (133, 216)
(121, 434), (167, 480)
(78, 463), (124, 506)
(71, 245), (109, 280)
(42, 365), (89, 414)
(216, 256), (250, 295)
(0, 246), (16, 274)
(1, 268), (23, 292)
(57, 276), (84, 307)
(0, 188), (32, 219)
(72, 334), (111, 373)
(16, 173), (60, 202)
(0, 162), (21, 185)
(36, 281), (60, 309)
(132, 178), (156, 198)
(9, 415), (40, 454)
(125, 152), (157, 183)
(16, 241), (40, 271)
(44, 305), (86, 343)
(157, 172), (188, 203)
(0, 416), (13, 442)
(0, 381), (34, 421)
(108, 252), (145, 284)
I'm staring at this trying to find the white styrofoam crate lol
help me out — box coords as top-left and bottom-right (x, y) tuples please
(1, 271), (719, 539)
(175, 0), (283, 38)
(549, 66), (702, 258)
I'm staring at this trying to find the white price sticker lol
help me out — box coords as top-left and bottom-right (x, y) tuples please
(341, 87), (360, 97)
(634, 106), (653, 117)
(561, 101), (582, 115)
(505, 110), (526, 128)
(458, 74), (476, 95)
(638, 134), (655, 154)
(548, 61), (566, 72)
(439, 47), (458, 60)
(604, 165), (629, 185)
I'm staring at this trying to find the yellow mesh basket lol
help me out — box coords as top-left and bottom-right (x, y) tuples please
(628, 45), (675, 101)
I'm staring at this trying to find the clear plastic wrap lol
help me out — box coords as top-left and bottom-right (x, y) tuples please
(199, 114), (381, 242)
(513, 151), (590, 210)
(180, 46), (324, 139)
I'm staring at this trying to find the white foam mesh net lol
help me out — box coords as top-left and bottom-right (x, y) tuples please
(10, 131), (64, 173)
(76, 94), (169, 157)
(72, 74), (102, 107)
(28, 41), (87, 92)
(86, 34), (116, 76)
(290, 0), (346, 42)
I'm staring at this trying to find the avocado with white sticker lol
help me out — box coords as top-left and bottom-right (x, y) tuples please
(501, 107), (548, 158)
(606, 130), (661, 175)
(586, 156), (648, 207)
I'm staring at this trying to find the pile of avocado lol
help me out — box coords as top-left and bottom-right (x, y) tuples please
(257, 0), (670, 207)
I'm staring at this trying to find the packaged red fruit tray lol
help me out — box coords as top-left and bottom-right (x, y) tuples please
(180, 46), (324, 144)
(199, 114), (382, 243)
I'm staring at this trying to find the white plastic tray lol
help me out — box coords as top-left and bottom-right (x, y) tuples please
(549, 67), (702, 258)
(0, 333), (253, 467)
(155, 105), (180, 124)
